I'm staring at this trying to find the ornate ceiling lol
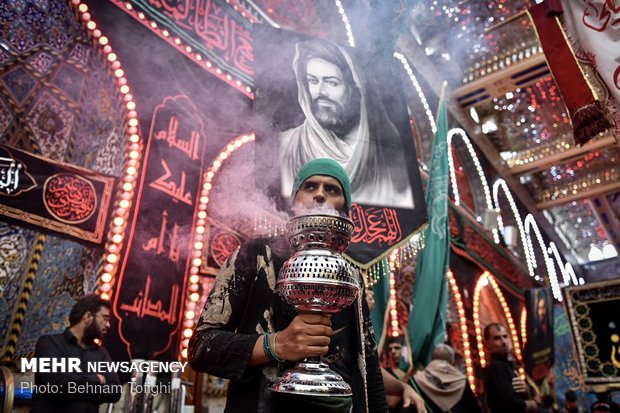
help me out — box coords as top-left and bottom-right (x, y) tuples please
(248, 0), (620, 268)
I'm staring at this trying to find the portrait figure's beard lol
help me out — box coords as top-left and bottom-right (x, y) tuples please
(311, 91), (360, 137)
(83, 322), (104, 344)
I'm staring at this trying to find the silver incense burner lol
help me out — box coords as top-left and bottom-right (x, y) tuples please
(270, 214), (359, 397)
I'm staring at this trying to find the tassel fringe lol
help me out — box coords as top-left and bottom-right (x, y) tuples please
(572, 100), (613, 146)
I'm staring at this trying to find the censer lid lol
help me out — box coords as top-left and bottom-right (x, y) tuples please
(286, 214), (354, 253)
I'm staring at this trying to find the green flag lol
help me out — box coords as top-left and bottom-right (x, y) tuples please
(407, 100), (450, 366)
(369, 259), (390, 350)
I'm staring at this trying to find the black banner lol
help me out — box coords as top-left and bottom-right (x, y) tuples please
(113, 96), (206, 360)
(88, 0), (253, 362)
(563, 279), (620, 387)
(0, 144), (115, 243)
(524, 288), (554, 387)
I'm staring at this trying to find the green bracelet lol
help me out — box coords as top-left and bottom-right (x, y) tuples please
(263, 332), (285, 363)
(262, 333), (272, 361)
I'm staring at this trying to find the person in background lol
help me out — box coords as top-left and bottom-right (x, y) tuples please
(560, 390), (583, 413)
(410, 344), (483, 413)
(31, 294), (121, 413)
(483, 322), (538, 413)
(365, 289), (427, 413)
(385, 336), (408, 381)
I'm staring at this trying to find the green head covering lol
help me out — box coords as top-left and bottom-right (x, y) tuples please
(291, 158), (351, 215)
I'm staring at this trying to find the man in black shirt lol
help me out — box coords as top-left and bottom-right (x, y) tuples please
(483, 323), (537, 413)
(189, 158), (388, 412)
(31, 294), (121, 413)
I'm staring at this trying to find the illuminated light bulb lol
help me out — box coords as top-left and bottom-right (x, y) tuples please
(192, 258), (202, 267)
(86, 21), (96, 30)
(113, 217), (124, 226)
(112, 234), (123, 244)
(129, 150), (139, 159)
(78, 3), (88, 12)
(120, 85), (130, 94)
(186, 310), (195, 320)
(106, 254), (118, 263)
(101, 273), (112, 283)
(190, 293), (200, 302)
(128, 118), (138, 127)
(99, 36), (108, 45)
(189, 275), (199, 284)
(101, 293), (110, 300)
(183, 329), (193, 338)
(181, 349), (188, 359)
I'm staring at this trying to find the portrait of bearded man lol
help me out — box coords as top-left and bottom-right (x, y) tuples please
(279, 38), (415, 209)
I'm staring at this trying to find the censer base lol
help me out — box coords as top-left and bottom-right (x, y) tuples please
(269, 360), (352, 397)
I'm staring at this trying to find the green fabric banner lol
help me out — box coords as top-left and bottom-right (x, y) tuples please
(407, 100), (450, 366)
(369, 259), (390, 350)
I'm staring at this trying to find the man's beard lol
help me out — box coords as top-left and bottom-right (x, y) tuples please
(83, 322), (103, 344)
(311, 96), (359, 137)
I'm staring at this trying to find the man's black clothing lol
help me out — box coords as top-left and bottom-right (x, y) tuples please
(31, 328), (121, 413)
(483, 353), (527, 413)
(189, 237), (388, 413)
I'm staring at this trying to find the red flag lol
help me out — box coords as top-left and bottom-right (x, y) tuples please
(527, 1), (613, 145)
